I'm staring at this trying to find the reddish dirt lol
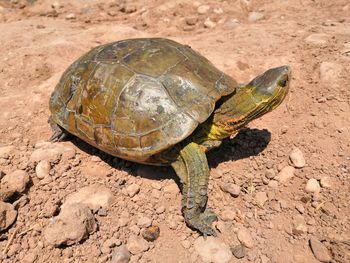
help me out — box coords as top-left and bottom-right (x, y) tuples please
(0, 0), (349, 262)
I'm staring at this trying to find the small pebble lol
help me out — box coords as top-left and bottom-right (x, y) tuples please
(289, 148), (306, 168)
(35, 160), (51, 179)
(111, 244), (131, 263)
(305, 179), (321, 193)
(265, 169), (276, 179)
(220, 210), (235, 221)
(65, 13), (76, 20)
(181, 240), (191, 249)
(194, 236), (232, 263)
(213, 7), (224, 14)
(186, 17), (198, 26)
(295, 203), (305, 214)
(127, 235), (149, 255)
(248, 11), (264, 22)
(137, 216), (152, 228)
(120, 5), (137, 14)
(142, 226), (160, 242)
(197, 5), (210, 14)
(204, 18), (216, 28)
(309, 237), (332, 262)
(155, 206), (165, 214)
(0, 201), (17, 231)
(268, 180), (278, 189)
(276, 166), (295, 184)
(255, 191), (268, 207)
(126, 184), (140, 197)
(237, 228), (254, 248)
(320, 176), (331, 188)
(231, 244), (246, 259)
(220, 183), (240, 197)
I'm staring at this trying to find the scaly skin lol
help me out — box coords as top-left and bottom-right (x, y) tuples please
(171, 143), (217, 236)
(168, 66), (291, 236)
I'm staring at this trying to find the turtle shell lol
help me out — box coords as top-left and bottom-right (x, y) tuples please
(49, 38), (237, 163)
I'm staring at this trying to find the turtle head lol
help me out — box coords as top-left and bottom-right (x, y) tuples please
(213, 66), (290, 135)
(248, 65), (290, 102)
(246, 65), (290, 114)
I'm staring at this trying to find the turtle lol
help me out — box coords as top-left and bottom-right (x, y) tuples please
(49, 38), (290, 236)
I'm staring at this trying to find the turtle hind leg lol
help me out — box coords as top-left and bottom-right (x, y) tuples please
(171, 142), (217, 237)
(48, 117), (70, 142)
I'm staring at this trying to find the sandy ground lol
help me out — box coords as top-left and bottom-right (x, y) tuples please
(0, 0), (349, 262)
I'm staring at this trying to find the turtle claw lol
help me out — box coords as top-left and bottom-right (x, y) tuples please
(48, 117), (69, 142)
(184, 209), (218, 237)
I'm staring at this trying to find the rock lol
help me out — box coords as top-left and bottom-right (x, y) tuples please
(35, 160), (51, 179)
(220, 183), (240, 197)
(142, 226), (160, 242)
(276, 166), (295, 184)
(248, 11), (264, 22)
(220, 210), (235, 221)
(305, 33), (328, 45)
(62, 184), (115, 212)
(0, 170), (30, 201)
(260, 255), (270, 263)
(118, 217), (129, 228)
(163, 183), (179, 195)
(237, 228), (254, 248)
(305, 179), (321, 193)
(292, 224), (308, 235)
(7, 243), (20, 257)
(65, 13), (76, 20)
(44, 203), (97, 246)
(289, 148), (306, 168)
(231, 244), (246, 259)
(97, 208), (108, 216)
(223, 18), (239, 30)
(320, 176), (332, 188)
(265, 169), (276, 179)
(309, 237), (332, 262)
(130, 225), (140, 235)
(194, 236), (232, 263)
(0, 145), (15, 159)
(268, 180), (278, 189)
(127, 235), (149, 255)
(204, 18), (216, 28)
(111, 244), (131, 263)
(295, 203), (305, 214)
(185, 16), (198, 26)
(30, 142), (76, 162)
(255, 191), (268, 207)
(155, 206), (165, 214)
(80, 163), (112, 178)
(137, 216), (152, 228)
(321, 202), (337, 216)
(181, 240), (191, 249)
(213, 7), (224, 14)
(126, 184), (140, 197)
(197, 5), (210, 14)
(23, 251), (38, 263)
(0, 201), (17, 231)
(319, 62), (343, 84)
(120, 5), (137, 14)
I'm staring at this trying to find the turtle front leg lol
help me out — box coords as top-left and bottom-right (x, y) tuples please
(171, 142), (217, 236)
(48, 116), (70, 142)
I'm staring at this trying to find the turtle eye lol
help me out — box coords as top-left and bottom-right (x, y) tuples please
(278, 76), (288, 87)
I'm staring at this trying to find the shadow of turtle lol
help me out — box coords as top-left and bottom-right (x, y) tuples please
(68, 127), (271, 183)
(207, 128), (271, 168)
